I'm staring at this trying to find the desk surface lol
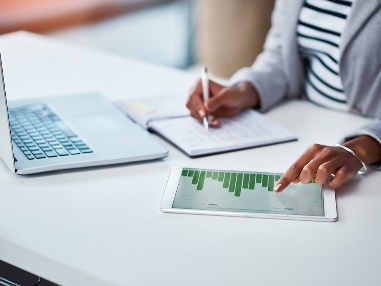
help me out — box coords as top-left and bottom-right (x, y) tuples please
(0, 32), (380, 286)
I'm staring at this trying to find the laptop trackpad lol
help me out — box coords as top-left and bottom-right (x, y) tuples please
(73, 113), (132, 134)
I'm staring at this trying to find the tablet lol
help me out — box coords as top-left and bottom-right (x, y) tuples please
(160, 167), (337, 222)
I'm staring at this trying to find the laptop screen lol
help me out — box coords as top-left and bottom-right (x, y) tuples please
(0, 54), (16, 172)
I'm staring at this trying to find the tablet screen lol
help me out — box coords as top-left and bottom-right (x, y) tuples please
(172, 168), (324, 216)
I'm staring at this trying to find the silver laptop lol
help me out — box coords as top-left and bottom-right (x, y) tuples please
(0, 54), (168, 174)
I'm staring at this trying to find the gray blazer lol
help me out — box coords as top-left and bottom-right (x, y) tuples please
(230, 0), (381, 155)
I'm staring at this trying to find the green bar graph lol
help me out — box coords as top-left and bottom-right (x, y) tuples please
(262, 175), (268, 188)
(223, 173), (230, 188)
(175, 168), (324, 217)
(249, 174), (255, 190)
(268, 175), (274, 192)
(192, 171), (200, 184)
(243, 174), (249, 189)
(182, 169), (188, 176)
(197, 171), (206, 191)
(229, 173), (237, 193)
(235, 173), (243, 197)
(180, 168), (290, 197)
(256, 174), (262, 183)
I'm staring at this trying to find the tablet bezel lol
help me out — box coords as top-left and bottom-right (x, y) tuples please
(160, 166), (337, 222)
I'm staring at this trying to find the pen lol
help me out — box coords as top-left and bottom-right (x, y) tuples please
(201, 66), (209, 132)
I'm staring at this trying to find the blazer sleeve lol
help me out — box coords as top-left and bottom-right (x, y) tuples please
(229, 1), (298, 112)
(341, 119), (381, 170)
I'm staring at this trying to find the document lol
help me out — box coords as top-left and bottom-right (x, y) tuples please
(116, 96), (297, 156)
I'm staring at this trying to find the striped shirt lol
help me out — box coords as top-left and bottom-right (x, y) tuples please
(297, 0), (353, 111)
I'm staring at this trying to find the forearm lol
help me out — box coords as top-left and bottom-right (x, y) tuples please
(341, 119), (381, 169)
(343, 135), (381, 165)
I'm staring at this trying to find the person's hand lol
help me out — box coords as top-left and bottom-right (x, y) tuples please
(186, 79), (260, 126)
(274, 136), (381, 192)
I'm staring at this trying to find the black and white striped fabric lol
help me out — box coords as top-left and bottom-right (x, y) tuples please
(297, 0), (353, 111)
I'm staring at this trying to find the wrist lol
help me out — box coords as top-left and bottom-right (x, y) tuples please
(236, 81), (260, 109)
(343, 135), (381, 165)
(335, 144), (367, 174)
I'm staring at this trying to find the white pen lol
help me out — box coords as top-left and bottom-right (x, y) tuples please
(201, 66), (209, 132)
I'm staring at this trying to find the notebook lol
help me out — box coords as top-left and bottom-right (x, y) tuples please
(0, 53), (168, 174)
(116, 96), (297, 157)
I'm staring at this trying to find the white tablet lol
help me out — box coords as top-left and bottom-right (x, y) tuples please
(160, 167), (337, 222)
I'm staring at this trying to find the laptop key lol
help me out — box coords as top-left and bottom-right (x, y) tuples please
(28, 147), (40, 151)
(34, 153), (47, 159)
(55, 149), (69, 156)
(79, 148), (93, 154)
(68, 149), (81, 155)
(75, 143), (88, 148)
(66, 146), (77, 150)
(69, 136), (82, 143)
(45, 151), (58, 157)
(37, 143), (49, 148)
(41, 146), (53, 151)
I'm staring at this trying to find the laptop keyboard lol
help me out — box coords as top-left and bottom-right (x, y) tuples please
(9, 104), (93, 160)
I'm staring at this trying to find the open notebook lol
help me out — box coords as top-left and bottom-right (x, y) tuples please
(116, 95), (297, 157)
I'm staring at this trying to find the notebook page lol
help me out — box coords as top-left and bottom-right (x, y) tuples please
(149, 110), (296, 156)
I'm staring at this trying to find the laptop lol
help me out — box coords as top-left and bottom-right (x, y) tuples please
(0, 54), (168, 174)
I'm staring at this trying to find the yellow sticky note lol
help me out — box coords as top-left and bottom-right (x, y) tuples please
(123, 102), (155, 114)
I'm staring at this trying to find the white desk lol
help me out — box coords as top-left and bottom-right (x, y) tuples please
(0, 32), (380, 286)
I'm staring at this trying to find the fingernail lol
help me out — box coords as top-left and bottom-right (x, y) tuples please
(274, 183), (282, 192)
(210, 118), (219, 126)
(198, 110), (205, 117)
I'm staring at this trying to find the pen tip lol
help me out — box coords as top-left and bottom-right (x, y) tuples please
(203, 117), (209, 132)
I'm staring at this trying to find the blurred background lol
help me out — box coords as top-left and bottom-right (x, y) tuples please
(0, 0), (274, 79)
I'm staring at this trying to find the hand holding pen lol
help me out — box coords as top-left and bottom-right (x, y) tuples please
(186, 68), (260, 127)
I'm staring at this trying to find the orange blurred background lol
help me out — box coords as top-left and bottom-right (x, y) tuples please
(0, 0), (170, 34)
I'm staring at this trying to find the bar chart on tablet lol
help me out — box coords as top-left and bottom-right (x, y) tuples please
(172, 168), (324, 216)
